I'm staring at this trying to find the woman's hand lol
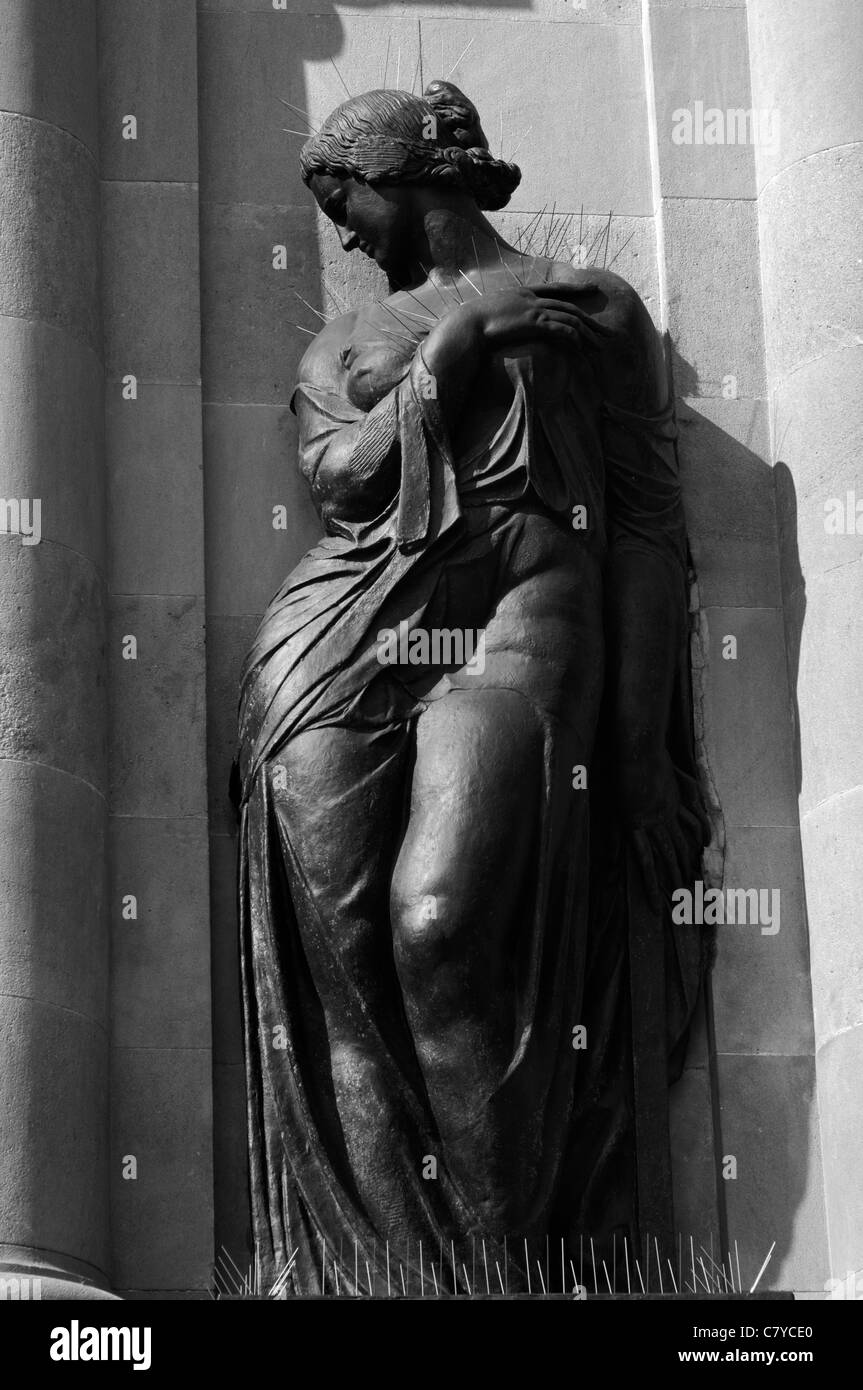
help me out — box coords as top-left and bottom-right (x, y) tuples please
(421, 282), (616, 439)
(464, 282), (615, 356)
(618, 746), (712, 911)
(425, 283), (613, 362)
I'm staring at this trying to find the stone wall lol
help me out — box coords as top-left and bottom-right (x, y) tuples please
(0, 0), (855, 1298)
(0, 0), (111, 1300)
(99, 0), (213, 1298)
(747, 0), (863, 1293)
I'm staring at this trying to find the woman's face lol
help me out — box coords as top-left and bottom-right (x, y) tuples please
(308, 172), (413, 281)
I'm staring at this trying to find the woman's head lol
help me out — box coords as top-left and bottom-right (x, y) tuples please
(300, 80), (521, 211)
(300, 82), (521, 281)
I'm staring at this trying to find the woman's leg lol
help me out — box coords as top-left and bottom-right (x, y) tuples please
(266, 720), (443, 1245)
(389, 686), (588, 1235)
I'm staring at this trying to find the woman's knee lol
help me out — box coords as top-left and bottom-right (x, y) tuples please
(390, 869), (454, 985)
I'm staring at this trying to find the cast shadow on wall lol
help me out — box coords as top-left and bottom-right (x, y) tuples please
(672, 343), (813, 1294)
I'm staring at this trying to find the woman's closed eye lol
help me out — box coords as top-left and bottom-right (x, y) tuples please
(324, 193), (347, 226)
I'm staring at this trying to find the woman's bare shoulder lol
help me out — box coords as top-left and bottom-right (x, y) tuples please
(547, 263), (652, 330)
(545, 262), (666, 407)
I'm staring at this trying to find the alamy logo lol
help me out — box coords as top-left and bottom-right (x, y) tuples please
(0, 497), (41, 545)
(49, 1321), (151, 1372)
(824, 491), (863, 534)
(0, 1276), (41, 1299)
(376, 624), (486, 675)
(671, 102), (780, 149)
(672, 881), (780, 935)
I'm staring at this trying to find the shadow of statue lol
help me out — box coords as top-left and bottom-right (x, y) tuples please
(670, 342), (817, 1295)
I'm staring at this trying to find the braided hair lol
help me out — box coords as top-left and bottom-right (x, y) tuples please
(299, 80), (521, 212)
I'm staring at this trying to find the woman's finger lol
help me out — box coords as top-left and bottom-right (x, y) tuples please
(528, 324), (597, 353)
(527, 312), (608, 351)
(527, 286), (617, 336)
(494, 315), (583, 350)
(536, 303), (617, 338)
(524, 280), (601, 299)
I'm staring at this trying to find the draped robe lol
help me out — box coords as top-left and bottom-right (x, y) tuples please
(234, 318), (707, 1296)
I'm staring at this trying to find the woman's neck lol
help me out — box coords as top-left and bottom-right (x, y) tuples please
(402, 196), (515, 286)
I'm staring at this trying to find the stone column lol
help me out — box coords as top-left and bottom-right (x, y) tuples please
(0, 0), (114, 1298)
(747, 0), (863, 1286)
(98, 0), (214, 1298)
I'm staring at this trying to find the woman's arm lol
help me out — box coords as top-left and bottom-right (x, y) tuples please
(293, 305), (488, 528)
(296, 287), (619, 533)
(295, 389), (401, 530)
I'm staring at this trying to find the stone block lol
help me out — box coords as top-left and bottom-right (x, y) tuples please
(108, 595), (207, 818)
(111, 1046), (213, 1291)
(0, 759), (107, 1029)
(801, 787), (863, 1045)
(493, 210), (660, 312)
(0, 541), (107, 792)
(0, 316), (105, 570)
(107, 384), (205, 597)
(0, 995), (109, 1276)
(200, 201), (321, 405)
(110, 816), (212, 1050)
(205, 614), (259, 835)
(200, 0), (641, 19)
(700, 605), (798, 828)
(689, 536), (781, 611)
(0, 113), (100, 354)
(101, 182), (201, 384)
(794, 561), (863, 818)
(816, 1025), (863, 1281)
(98, 0), (199, 183)
(214, 1062), (252, 1272)
(203, 403), (321, 617)
(662, 198), (765, 400)
(650, 0), (745, 8)
(314, 206), (389, 310)
(669, 1068), (720, 1263)
(648, 3), (756, 200)
(717, 1053), (829, 1293)
(422, 16), (653, 214)
(772, 349), (863, 587)
(746, 0), (863, 193)
(758, 146), (863, 386)
(0, 0), (99, 154)
(676, 396), (779, 607)
(210, 832), (243, 1067)
(711, 826), (813, 1056)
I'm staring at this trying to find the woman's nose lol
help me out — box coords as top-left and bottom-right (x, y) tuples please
(337, 225), (358, 251)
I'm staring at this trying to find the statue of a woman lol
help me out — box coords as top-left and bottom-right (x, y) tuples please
(234, 81), (710, 1296)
